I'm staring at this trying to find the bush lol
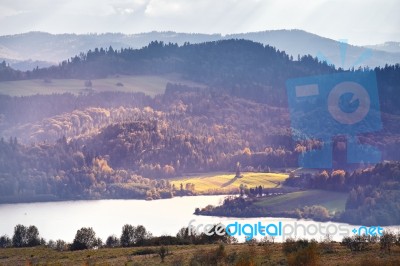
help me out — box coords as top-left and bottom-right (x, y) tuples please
(320, 234), (335, 253)
(380, 232), (396, 253)
(287, 242), (319, 266)
(190, 249), (217, 266)
(359, 255), (400, 266)
(232, 245), (257, 266)
(171, 257), (184, 266)
(189, 245), (228, 266)
(132, 248), (157, 256)
(283, 238), (315, 254)
(55, 240), (67, 251)
(341, 235), (370, 252)
(158, 246), (168, 262)
(215, 244), (227, 263)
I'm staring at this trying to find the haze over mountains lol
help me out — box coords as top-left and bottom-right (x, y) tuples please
(1, 30), (399, 71)
(365, 42), (400, 54)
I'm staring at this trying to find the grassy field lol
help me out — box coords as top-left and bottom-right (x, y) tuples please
(0, 243), (399, 266)
(171, 172), (289, 194)
(254, 189), (348, 213)
(0, 74), (205, 97)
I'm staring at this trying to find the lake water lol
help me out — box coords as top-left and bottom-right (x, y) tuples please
(0, 195), (399, 243)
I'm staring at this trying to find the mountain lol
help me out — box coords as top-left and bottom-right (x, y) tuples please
(365, 42), (400, 54)
(1, 39), (399, 114)
(228, 30), (400, 69)
(1, 30), (399, 70)
(0, 39), (335, 92)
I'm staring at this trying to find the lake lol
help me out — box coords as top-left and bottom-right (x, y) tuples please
(0, 195), (398, 243)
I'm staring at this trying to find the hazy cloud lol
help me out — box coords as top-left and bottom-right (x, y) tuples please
(0, 0), (398, 45)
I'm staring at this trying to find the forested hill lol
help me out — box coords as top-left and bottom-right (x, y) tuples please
(1, 39), (400, 110)
(0, 39), (335, 87)
(1, 30), (399, 69)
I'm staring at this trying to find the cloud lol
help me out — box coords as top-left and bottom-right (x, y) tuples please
(110, 0), (149, 15)
(0, 0), (398, 45)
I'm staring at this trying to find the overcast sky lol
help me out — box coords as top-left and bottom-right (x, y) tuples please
(0, 0), (398, 45)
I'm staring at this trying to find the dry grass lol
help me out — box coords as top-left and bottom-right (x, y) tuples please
(0, 243), (399, 266)
(0, 74), (205, 97)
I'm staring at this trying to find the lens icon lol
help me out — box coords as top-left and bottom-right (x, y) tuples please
(328, 81), (370, 125)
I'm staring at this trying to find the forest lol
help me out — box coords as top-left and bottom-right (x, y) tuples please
(1, 39), (399, 111)
(0, 88), (296, 202)
(0, 39), (399, 226)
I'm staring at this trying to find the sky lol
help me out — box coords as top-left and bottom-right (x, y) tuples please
(0, 0), (398, 45)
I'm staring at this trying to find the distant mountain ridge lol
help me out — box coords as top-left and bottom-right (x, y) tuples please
(366, 42), (400, 54)
(1, 30), (399, 70)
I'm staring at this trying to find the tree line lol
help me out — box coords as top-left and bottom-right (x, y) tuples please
(0, 223), (232, 251)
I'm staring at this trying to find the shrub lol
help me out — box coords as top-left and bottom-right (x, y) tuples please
(215, 244), (227, 263)
(189, 245), (229, 266)
(190, 249), (216, 266)
(320, 234), (335, 253)
(132, 248), (157, 256)
(380, 232), (396, 253)
(171, 257), (184, 266)
(287, 242), (319, 266)
(341, 235), (370, 252)
(158, 246), (168, 262)
(55, 240), (67, 251)
(283, 238), (315, 254)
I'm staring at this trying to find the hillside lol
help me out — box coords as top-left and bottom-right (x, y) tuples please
(0, 39), (399, 225)
(1, 39), (399, 114)
(0, 74), (204, 97)
(254, 190), (347, 213)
